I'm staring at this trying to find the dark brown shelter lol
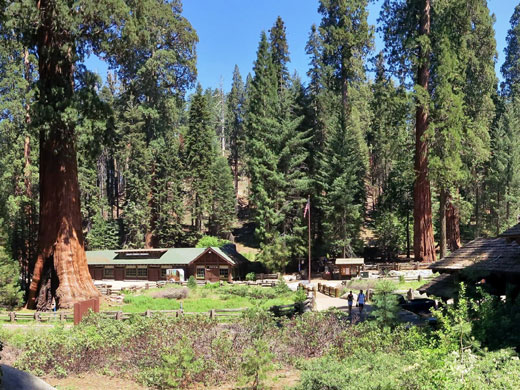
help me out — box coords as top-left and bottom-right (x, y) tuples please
(421, 224), (520, 299)
(87, 246), (249, 282)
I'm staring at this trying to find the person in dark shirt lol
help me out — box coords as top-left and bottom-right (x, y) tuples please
(347, 291), (354, 315)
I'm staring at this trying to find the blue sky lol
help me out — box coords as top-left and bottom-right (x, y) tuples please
(88, 1), (518, 92)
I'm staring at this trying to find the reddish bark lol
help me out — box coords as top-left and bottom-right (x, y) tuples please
(439, 188), (448, 259)
(145, 163), (159, 248)
(446, 199), (461, 251)
(413, 0), (436, 263)
(26, 0), (99, 310)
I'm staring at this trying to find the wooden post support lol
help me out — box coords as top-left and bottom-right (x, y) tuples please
(335, 287), (340, 298)
(34, 312), (41, 322)
(145, 309), (152, 318)
(115, 311), (122, 321)
(209, 309), (216, 319)
(9, 312), (15, 322)
(59, 312), (65, 321)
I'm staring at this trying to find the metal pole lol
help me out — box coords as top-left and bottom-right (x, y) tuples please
(308, 195), (311, 283)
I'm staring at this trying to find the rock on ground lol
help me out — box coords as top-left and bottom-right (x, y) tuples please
(1, 364), (55, 390)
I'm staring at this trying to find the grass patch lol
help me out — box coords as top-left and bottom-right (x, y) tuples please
(116, 283), (299, 313)
(342, 276), (435, 294)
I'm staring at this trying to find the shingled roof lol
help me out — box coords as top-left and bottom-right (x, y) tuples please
(499, 223), (520, 239)
(430, 237), (520, 276)
(86, 247), (236, 266)
(418, 273), (460, 299)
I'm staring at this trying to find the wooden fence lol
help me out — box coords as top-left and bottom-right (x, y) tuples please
(96, 279), (281, 296)
(0, 308), (246, 323)
(315, 282), (343, 298)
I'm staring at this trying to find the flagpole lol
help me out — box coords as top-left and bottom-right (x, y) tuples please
(307, 195), (311, 283)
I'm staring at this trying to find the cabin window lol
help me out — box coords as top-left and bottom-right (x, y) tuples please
(196, 267), (205, 279)
(137, 267), (148, 278)
(219, 267), (229, 279)
(125, 266), (137, 278)
(161, 268), (167, 277)
(104, 267), (114, 278)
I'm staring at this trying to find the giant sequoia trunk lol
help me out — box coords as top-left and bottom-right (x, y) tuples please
(439, 188), (447, 259)
(413, 0), (436, 263)
(26, 0), (100, 310)
(446, 198), (461, 251)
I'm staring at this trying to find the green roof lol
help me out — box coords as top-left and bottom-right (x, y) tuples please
(86, 247), (235, 266)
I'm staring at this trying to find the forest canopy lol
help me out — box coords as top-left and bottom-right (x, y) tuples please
(0, 0), (519, 304)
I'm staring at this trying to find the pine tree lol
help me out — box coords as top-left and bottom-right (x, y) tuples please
(502, 4), (520, 98)
(312, 0), (373, 257)
(487, 100), (520, 235)
(246, 26), (310, 270)
(269, 16), (290, 92)
(208, 156), (236, 237)
(0, 33), (38, 291)
(460, 0), (496, 240)
(370, 52), (414, 258)
(226, 65), (246, 197)
(185, 85), (217, 232)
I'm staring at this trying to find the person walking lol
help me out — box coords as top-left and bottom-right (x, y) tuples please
(347, 290), (354, 315)
(358, 290), (365, 314)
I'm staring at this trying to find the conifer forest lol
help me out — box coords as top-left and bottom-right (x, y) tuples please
(0, 0), (520, 307)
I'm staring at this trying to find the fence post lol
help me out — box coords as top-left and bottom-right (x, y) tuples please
(335, 287), (340, 298)
(34, 312), (41, 322)
(9, 312), (15, 322)
(115, 311), (122, 321)
(209, 309), (216, 319)
(60, 312), (65, 322)
(145, 309), (152, 318)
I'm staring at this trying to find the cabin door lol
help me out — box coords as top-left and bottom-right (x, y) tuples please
(114, 267), (124, 281)
(206, 266), (220, 282)
(93, 267), (103, 280)
(148, 267), (160, 281)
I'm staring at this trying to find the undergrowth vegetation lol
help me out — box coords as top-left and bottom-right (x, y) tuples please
(2, 284), (520, 389)
(119, 282), (299, 313)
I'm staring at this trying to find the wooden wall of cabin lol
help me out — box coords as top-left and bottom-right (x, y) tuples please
(190, 251), (233, 282)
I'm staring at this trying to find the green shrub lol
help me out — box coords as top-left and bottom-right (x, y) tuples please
(239, 339), (274, 390)
(274, 278), (291, 294)
(0, 247), (23, 309)
(245, 272), (256, 281)
(195, 235), (230, 248)
(293, 286), (308, 304)
(371, 279), (400, 327)
(187, 275), (197, 289)
(141, 338), (204, 389)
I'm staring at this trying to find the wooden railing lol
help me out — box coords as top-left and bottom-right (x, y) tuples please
(0, 308), (246, 323)
(96, 278), (281, 296)
(316, 283), (343, 298)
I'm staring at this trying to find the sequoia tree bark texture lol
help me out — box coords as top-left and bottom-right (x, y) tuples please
(26, 0), (100, 310)
(413, 0), (436, 263)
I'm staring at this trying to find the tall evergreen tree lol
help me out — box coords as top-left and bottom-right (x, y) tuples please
(226, 65), (246, 197)
(502, 4), (520, 98)
(185, 85), (217, 232)
(380, 0), (436, 262)
(246, 28), (310, 271)
(269, 16), (290, 92)
(312, 0), (373, 257)
(2, 0), (197, 309)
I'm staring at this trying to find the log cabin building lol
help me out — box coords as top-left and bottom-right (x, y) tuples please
(419, 223), (520, 300)
(87, 245), (248, 282)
